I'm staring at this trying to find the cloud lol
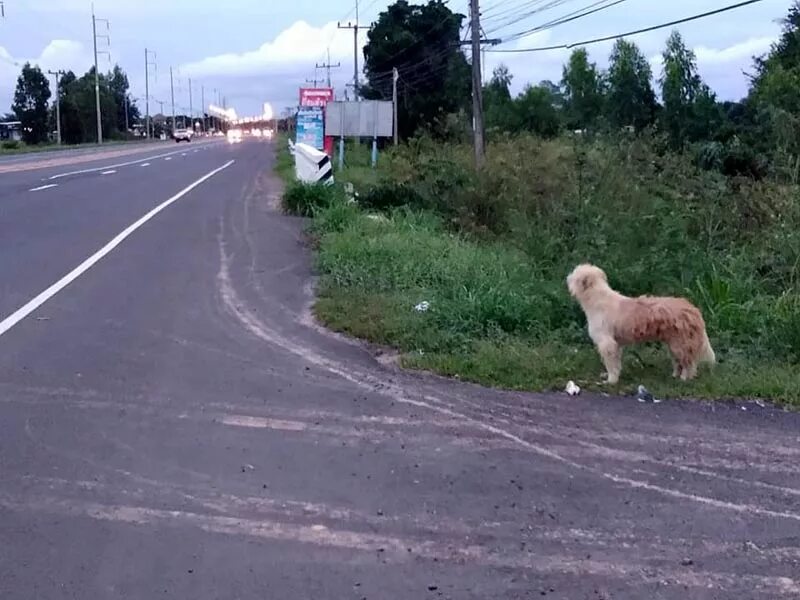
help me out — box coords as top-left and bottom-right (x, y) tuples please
(0, 40), (93, 111)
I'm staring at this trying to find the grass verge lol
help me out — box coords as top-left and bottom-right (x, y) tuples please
(281, 134), (800, 406)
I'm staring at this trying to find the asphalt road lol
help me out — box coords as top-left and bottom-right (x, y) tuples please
(0, 138), (798, 599)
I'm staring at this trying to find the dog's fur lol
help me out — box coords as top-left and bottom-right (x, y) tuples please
(567, 264), (715, 384)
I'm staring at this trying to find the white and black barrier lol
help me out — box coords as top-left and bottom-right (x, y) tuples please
(293, 142), (333, 186)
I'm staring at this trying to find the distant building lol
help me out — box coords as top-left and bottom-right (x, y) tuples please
(0, 120), (23, 141)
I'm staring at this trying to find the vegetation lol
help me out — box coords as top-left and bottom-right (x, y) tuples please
(279, 1), (800, 405)
(6, 62), (141, 146)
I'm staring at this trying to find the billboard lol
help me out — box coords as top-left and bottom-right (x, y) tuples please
(325, 101), (394, 138)
(296, 106), (325, 150)
(300, 88), (334, 107)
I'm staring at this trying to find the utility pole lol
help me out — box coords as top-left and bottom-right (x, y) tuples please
(47, 70), (65, 145)
(92, 5), (110, 144)
(124, 95), (129, 132)
(200, 85), (205, 132)
(144, 48), (156, 138)
(469, 0), (485, 168)
(170, 66), (175, 133)
(392, 67), (399, 146)
(188, 77), (193, 132)
(338, 1), (365, 99)
(316, 49), (341, 88)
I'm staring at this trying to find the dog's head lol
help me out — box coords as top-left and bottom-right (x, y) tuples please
(566, 264), (608, 300)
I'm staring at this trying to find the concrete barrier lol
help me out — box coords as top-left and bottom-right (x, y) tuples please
(293, 142), (333, 186)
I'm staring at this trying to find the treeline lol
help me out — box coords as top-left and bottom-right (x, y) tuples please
(9, 62), (140, 145)
(363, 0), (800, 181)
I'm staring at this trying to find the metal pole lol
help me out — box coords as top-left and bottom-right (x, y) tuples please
(393, 67), (399, 146)
(201, 85), (205, 132)
(92, 7), (103, 144)
(124, 95), (129, 132)
(469, 0), (485, 168)
(353, 0), (359, 98)
(144, 48), (150, 138)
(170, 66), (175, 134)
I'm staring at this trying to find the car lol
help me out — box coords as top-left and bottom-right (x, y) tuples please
(173, 128), (192, 142)
(227, 129), (243, 144)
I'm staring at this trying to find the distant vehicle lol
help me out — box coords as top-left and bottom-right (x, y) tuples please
(227, 129), (243, 144)
(173, 128), (192, 142)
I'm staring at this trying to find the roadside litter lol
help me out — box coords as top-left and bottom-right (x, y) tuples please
(565, 380), (581, 396)
(414, 301), (430, 312)
(636, 385), (662, 404)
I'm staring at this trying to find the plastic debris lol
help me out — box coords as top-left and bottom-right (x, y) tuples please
(636, 385), (659, 403)
(414, 301), (430, 312)
(565, 380), (581, 396)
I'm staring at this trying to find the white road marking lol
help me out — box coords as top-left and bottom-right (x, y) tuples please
(48, 143), (217, 180)
(165, 157), (172, 161)
(101, 170), (117, 175)
(0, 160), (235, 339)
(140, 163), (150, 167)
(181, 153), (187, 156)
(29, 184), (59, 192)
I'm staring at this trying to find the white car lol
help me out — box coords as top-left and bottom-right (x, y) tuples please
(173, 128), (192, 142)
(227, 129), (243, 144)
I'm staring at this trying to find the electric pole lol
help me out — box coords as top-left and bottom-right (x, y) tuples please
(469, 0), (485, 168)
(188, 77), (193, 132)
(144, 48), (156, 138)
(92, 5), (110, 144)
(201, 85), (205, 132)
(47, 70), (65, 145)
(338, 1), (365, 99)
(316, 49), (341, 88)
(393, 67), (399, 146)
(170, 66), (175, 133)
(124, 95), (129, 131)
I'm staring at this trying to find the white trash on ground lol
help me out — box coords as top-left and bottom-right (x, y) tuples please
(414, 301), (430, 312)
(565, 381), (581, 396)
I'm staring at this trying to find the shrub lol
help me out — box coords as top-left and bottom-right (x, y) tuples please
(1, 140), (21, 150)
(283, 182), (339, 217)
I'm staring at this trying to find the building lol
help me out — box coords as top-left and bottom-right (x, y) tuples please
(0, 120), (23, 142)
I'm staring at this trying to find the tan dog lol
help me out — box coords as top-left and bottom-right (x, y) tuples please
(567, 264), (715, 384)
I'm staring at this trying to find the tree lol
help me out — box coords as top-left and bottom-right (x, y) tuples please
(605, 39), (657, 131)
(484, 65), (515, 132)
(11, 63), (51, 144)
(362, 0), (470, 139)
(108, 65), (139, 133)
(561, 48), (603, 129)
(513, 83), (561, 138)
(660, 30), (716, 146)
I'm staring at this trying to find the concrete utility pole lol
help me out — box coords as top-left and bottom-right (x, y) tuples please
(393, 67), (399, 146)
(188, 77), (193, 131)
(337, 1), (365, 99)
(170, 66), (175, 132)
(144, 48), (157, 138)
(316, 49), (341, 88)
(469, 0), (485, 168)
(124, 95), (129, 131)
(91, 5), (110, 144)
(200, 85), (205, 132)
(47, 70), (65, 145)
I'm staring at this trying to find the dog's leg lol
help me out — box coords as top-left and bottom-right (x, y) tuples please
(597, 338), (622, 384)
(671, 356), (681, 378)
(681, 362), (698, 381)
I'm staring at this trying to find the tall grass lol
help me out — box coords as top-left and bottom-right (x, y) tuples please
(288, 133), (800, 404)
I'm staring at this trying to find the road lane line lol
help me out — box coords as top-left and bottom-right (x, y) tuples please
(101, 170), (117, 175)
(140, 163), (150, 167)
(0, 160), (235, 339)
(165, 157), (172, 161)
(47, 142), (217, 180)
(29, 184), (59, 192)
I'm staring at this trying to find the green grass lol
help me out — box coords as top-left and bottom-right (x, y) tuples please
(280, 134), (800, 406)
(0, 138), (157, 156)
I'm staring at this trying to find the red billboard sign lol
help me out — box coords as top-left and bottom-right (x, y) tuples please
(300, 88), (334, 107)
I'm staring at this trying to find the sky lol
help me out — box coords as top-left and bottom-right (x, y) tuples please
(0, 0), (792, 119)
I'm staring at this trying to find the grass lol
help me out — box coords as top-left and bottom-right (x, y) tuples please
(280, 133), (800, 406)
(0, 137), (156, 156)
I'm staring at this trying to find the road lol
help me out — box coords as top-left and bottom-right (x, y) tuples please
(0, 138), (798, 599)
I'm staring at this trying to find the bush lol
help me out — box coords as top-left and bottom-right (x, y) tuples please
(359, 182), (426, 212)
(1, 140), (21, 150)
(283, 182), (340, 217)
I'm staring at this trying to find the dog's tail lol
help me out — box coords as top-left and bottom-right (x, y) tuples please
(700, 330), (716, 365)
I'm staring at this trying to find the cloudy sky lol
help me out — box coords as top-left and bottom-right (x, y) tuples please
(0, 0), (791, 118)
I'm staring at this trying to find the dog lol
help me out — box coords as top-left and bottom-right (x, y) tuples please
(566, 264), (715, 384)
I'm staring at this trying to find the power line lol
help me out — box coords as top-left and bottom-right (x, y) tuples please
(490, 0), (766, 53)
(491, 0), (628, 41)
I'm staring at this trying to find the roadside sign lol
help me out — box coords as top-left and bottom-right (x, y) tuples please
(296, 106), (325, 150)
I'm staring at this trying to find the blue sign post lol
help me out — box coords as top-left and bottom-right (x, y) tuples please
(296, 106), (325, 150)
